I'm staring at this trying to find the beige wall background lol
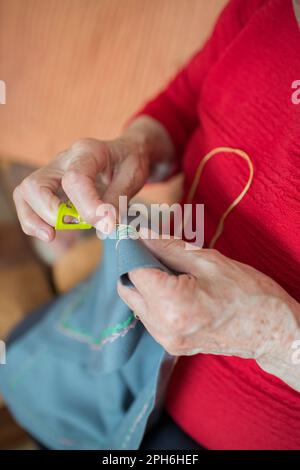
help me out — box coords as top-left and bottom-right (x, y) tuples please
(0, 0), (227, 166)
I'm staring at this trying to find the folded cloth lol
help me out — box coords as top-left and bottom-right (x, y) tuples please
(0, 235), (176, 450)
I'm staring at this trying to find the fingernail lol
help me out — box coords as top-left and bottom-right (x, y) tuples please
(38, 229), (50, 242)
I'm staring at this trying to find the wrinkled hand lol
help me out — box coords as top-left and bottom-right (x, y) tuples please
(13, 136), (149, 242)
(118, 232), (296, 360)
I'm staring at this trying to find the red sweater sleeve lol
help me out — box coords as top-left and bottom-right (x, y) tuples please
(135, 0), (268, 160)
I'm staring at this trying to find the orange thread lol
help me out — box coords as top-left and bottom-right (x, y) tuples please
(186, 147), (254, 248)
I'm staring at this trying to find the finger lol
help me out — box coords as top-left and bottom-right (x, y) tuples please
(62, 155), (108, 225)
(127, 267), (174, 299)
(118, 281), (172, 344)
(117, 282), (146, 317)
(13, 188), (55, 241)
(139, 228), (201, 275)
(19, 178), (61, 227)
(102, 154), (148, 211)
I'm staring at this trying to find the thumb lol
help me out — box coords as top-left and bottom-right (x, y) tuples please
(62, 154), (106, 225)
(102, 153), (148, 211)
(139, 228), (200, 275)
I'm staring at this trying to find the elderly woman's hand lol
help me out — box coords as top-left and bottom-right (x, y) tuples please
(12, 117), (174, 242)
(13, 136), (150, 241)
(118, 232), (300, 390)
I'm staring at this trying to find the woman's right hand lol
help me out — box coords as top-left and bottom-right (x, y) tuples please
(13, 134), (151, 242)
(13, 116), (175, 242)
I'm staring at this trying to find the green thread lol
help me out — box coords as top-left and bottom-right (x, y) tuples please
(116, 224), (137, 239)
(57, 284), (136, 347)
(60, 313), (136, 346)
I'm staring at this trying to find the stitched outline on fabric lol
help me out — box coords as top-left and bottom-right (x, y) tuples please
(121, 389), (155, 449)
(56, 284), (138, 350)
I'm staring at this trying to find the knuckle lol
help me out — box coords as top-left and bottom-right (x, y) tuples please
(153, 269), (172, 287)
(18, 176), (40, 200)
(62, 169), (81, 188)
(175, 313), (189, 332)
(70, 138), (101, 156)
(55, 149), (68, 163)
(70, 138), (89, 151)
(176, 273), (195, 289)
(164, 274), (196, 298)
(164, 308), (188, 332)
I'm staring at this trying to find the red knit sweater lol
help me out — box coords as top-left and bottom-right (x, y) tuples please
(137, 0), (300, 449)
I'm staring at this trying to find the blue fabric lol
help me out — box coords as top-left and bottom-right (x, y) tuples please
(0, 236), (175, 450)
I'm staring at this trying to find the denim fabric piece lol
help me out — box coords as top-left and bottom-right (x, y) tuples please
(117, 236), (173, 286)
(0, 237), (175, 449)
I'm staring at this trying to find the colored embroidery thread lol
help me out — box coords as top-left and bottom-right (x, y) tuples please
(56, 285), (138, 349)
(186, 146), (254, 248)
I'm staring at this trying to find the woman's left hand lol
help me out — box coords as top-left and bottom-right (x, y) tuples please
(118, 231), (300, 389)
